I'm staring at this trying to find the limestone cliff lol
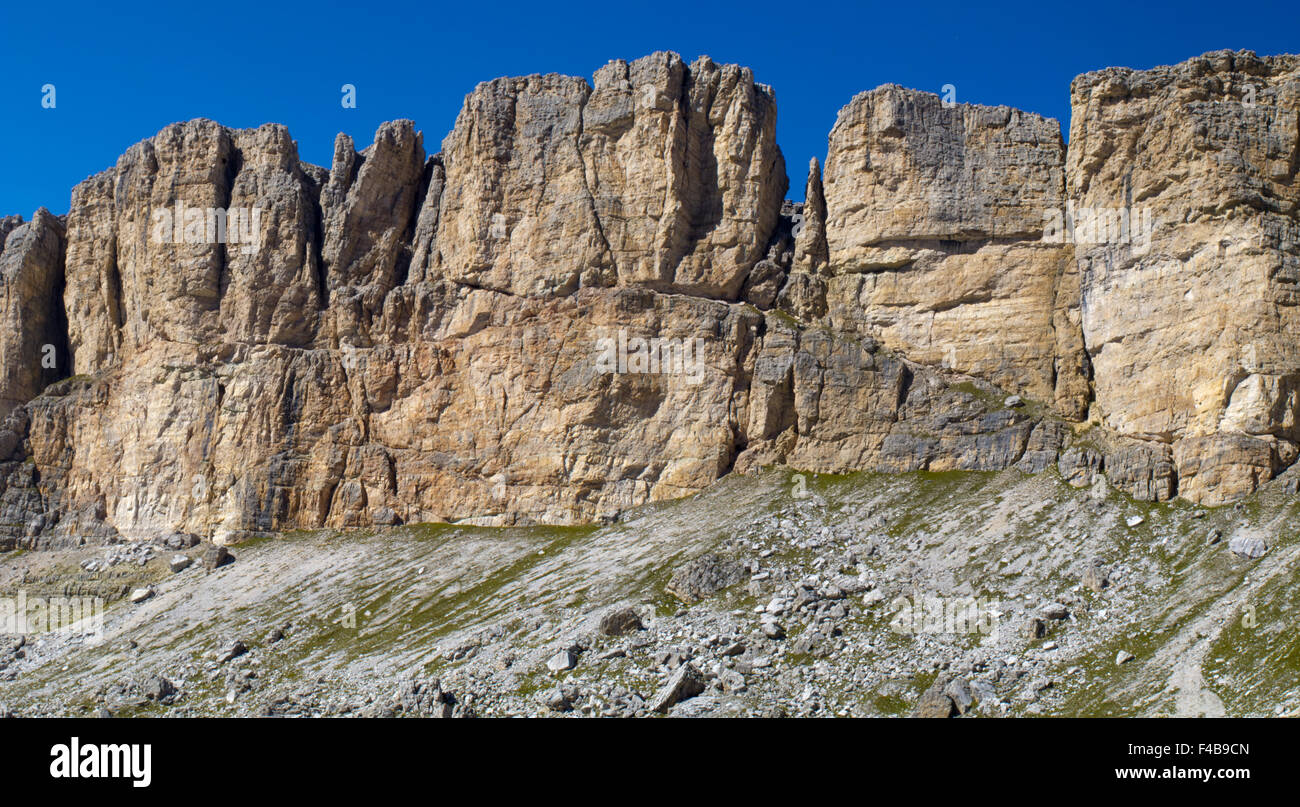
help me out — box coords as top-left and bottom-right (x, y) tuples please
(1067, 50), (1300, 505)
(1, 48), (1296, 548)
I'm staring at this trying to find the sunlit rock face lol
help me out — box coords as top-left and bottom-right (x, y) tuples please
(1067, 50), (1300, 504)
(819, 84), (1087, 420)
(0, 49), (1296, 548)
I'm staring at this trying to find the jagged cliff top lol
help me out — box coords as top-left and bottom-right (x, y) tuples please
(0, 46), (1297, 549)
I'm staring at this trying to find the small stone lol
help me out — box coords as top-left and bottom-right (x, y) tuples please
(1004, 395), (1023, 408)
(648, 664), (706, 713)
(969, 679), (997, 707)
(665, 554), (745, 603)
(1116, 650), (1135, 665)
(1228, 534), (1268, 559)
(217, 641), (247, 664)
(944, 678), (973, 714)
(203, 545), (234, 570)
(143, 675), (175, 701)
(597, 606), (643, 637)
(1126, 515), (1144, 527)
(546, 649), (577, 672)
(913, 682), (957, 718)
(1027, 617), (1047, 639)
(129, 587), (154, 604)
(1082, 564), (1109, 592)
(1040, 602), (1069, 620)
(169, 554), (192, 573)
(718, 668), (746, 693)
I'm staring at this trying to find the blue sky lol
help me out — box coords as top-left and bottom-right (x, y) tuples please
(2, 0), (1296, 217)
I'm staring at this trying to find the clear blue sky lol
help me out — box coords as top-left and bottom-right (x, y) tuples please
(2, 0), (1296, 217)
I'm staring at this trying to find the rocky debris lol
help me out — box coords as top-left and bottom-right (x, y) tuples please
(169, 554), (192, 573)
(129, 587), (154, 604)
(821, 83), (1080, 419)
(969, 679), (997, 709)
(1125, 515), (1145, 528)
(1228, 535), (1268, 559)
(1116, 650), (1135, 666)
(386, 678), (459, 718)
(163, 533), (199, 550)
(1108, 446), (1177, 503)
(597, 607), (644, 637)
(666, 554), (746, 603)
(203, 545), (234, 571)
(543, 687), (573, 713)
(77, 541), (160, 572)
(2, 462), (1298, 718)
(648, 664), (706, 713)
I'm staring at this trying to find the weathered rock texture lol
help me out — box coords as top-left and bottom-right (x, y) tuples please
(0, 48), (1297, 547)
(820, 84), (1086, 417)
(1068, 50), (1300, 505)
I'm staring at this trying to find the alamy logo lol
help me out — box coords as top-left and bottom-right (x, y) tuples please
(150, 202), (264, 254)
(594, 329), (706, 385)
(0, 590), (103, 641)
(889, 595), (999, 637)
(1042, 202), (1155, 253)
(50, 738), (151, 788)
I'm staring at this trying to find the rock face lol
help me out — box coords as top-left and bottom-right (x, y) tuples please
(0, 48), (1297, 548)
(0, 209), (66, 419)
(1068, 51), (1300, 504)
(820, 84), (1086, 418)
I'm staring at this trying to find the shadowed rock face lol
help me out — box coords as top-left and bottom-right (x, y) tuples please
(0, 48), (1297, 546)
